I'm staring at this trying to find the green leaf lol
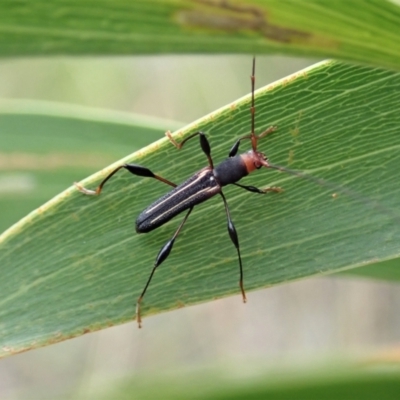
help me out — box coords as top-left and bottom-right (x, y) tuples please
(91, 366), (400, 400)
(0, 0), (399, 70)
(1, 60), (400, 357)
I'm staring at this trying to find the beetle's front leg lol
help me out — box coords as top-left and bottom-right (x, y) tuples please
(166, 130), (214, 169)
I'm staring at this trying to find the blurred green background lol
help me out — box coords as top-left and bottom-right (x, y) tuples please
(1, 0), (400, 398)
(1, 55), (400, 399)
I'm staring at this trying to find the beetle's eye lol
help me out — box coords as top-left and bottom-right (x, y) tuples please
(254, 160), (262, 169)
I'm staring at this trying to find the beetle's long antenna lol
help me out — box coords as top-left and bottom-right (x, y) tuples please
(268, 164), (343, 191)
(268, 163), (400, 221)
(250, 56), (257, 152)
(228, 57), (277, 158)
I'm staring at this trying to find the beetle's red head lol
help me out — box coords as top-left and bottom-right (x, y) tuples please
(241, 149), (271, 174)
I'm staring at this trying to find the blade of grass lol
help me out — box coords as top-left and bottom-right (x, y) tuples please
(91, 365), (400, 400)
(0, 1), (399, 70)
(1, 60), (400, 357)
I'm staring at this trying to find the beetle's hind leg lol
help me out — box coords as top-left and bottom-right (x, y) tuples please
(75, 164), (177, 196)
(219, 191), (247, 303)
(136, 207), (193, 328)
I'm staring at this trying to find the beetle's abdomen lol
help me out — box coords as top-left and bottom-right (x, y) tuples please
(213, 155), (248, 186)
(136, 167), (221, 233)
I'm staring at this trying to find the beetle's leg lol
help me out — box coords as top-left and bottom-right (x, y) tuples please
(166, 131), (214, 169)
(228, 126), (277, 157)
(219, 191), (246, 303)
(228, 135), (251, 157)
(233, 182), (283, 194)
(136, 207), (193, 328)
(258, 125), (277, 139)
(75, 164), (176, 195)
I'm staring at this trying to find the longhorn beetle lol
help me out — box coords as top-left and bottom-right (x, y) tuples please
(74, 58), (332, 327)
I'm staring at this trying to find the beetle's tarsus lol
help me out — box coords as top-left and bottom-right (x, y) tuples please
(165, 130), (181, 149)
(258, 125), (277, 138)
(136, 301), (142, 328)
(74, 182), (98, 195)
(262, 186), (283, 193)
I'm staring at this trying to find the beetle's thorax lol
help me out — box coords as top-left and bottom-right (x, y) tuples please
(213, 150), (270, 187)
